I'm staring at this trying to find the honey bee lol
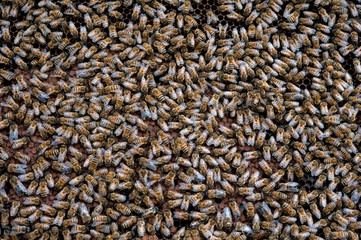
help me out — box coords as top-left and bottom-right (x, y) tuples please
(8, 163), (27, 174)
(70, 225), (87, 235)
(120, 215), (137, 229)
(35, 179), (49, 197)
(206, 189), (226, 199)
(29, 209), (43, 223)
(226, 200), (241, 218)
(322, 201), (337, 216)
(25, 179), (38, 196)
(281, 202), (296, 217)
(10, 200), (21, 217)
(24, 229), (42, 239)
(19, 206), (37, 219)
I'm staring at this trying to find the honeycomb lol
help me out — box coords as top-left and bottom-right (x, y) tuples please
(0, 0), (360, 239)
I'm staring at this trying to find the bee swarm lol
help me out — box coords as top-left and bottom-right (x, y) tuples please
(0, 0), (361, 239)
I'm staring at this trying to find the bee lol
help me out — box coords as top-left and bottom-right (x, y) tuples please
(349, 221), (361, 231)
(330, 231), (349, 239)
(258, 160), (273, 176)
(34, 179), (49, 197)
(156, 130), (171, 146)
(13, 54), (29, 70)
(262, 180), (277, 194)
(13, 151), (30, 164)
(333, 213), (349, 229)
(121, 216), (137, 229)
(0, 52), (11, 66)
(341, 193), (356, 209)
(0, 44), (14, 59)
(228, 200), (241, 217)
(29, 209), (43, 223)
(207, 189), (226, 199)
(323, 201), (337, 216)
(0, 69), (13, 82)
(110, 199), (130, 215)
(10, 200), (21, 217)
(238, 202), (253, 220)
(135, 218), (146, 237)
(150, 139), (161, 157)
(282, 202), (296, 217)
(19, 205), (37, 218)
(61, 199), (78, 217)
(24, 178), (38, 196)
(53, 174), (70, 191)
(8, 163), (27, 174)
(24, 229), (42, 239)
(147, 213), (162, 233)
(161, 170), (176, 187)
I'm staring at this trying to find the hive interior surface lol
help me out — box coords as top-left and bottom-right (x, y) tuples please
(0, 0), (361, 239)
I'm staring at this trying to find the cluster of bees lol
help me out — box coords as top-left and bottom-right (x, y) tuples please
(0, 0), (361, 239)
